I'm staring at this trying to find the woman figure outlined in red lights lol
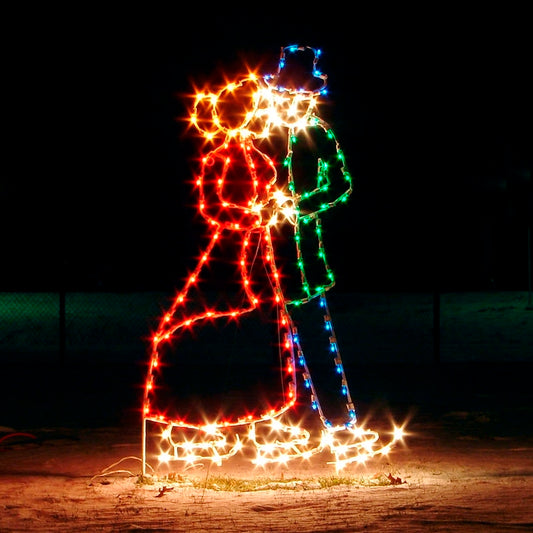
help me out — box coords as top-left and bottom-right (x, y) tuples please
(142, 74), (300, 458)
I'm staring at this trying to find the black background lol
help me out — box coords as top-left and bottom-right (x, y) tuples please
(2, 6), (531, 293)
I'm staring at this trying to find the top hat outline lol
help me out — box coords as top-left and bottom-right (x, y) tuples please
(264, 44), (328, 95)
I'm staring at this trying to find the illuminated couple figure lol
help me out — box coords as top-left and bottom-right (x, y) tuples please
(142, 46), (401, 473)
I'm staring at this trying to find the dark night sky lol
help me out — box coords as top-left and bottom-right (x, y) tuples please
(2, 7), (531, 292)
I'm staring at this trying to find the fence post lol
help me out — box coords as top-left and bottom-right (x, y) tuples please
(526, 220), (533, 311)
(433, 290), (440, 364)
(59, 289), (66, 365)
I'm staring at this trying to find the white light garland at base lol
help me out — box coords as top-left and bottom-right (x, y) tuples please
(144, 414), (406, 475)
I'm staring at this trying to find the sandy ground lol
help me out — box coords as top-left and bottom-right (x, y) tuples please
(1, 292), (532, 531)
(1, 399), (532, 532)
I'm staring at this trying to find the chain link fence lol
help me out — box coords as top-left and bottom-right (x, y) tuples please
(1, 290), (531, 365)
(0, 292), (173, 363)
